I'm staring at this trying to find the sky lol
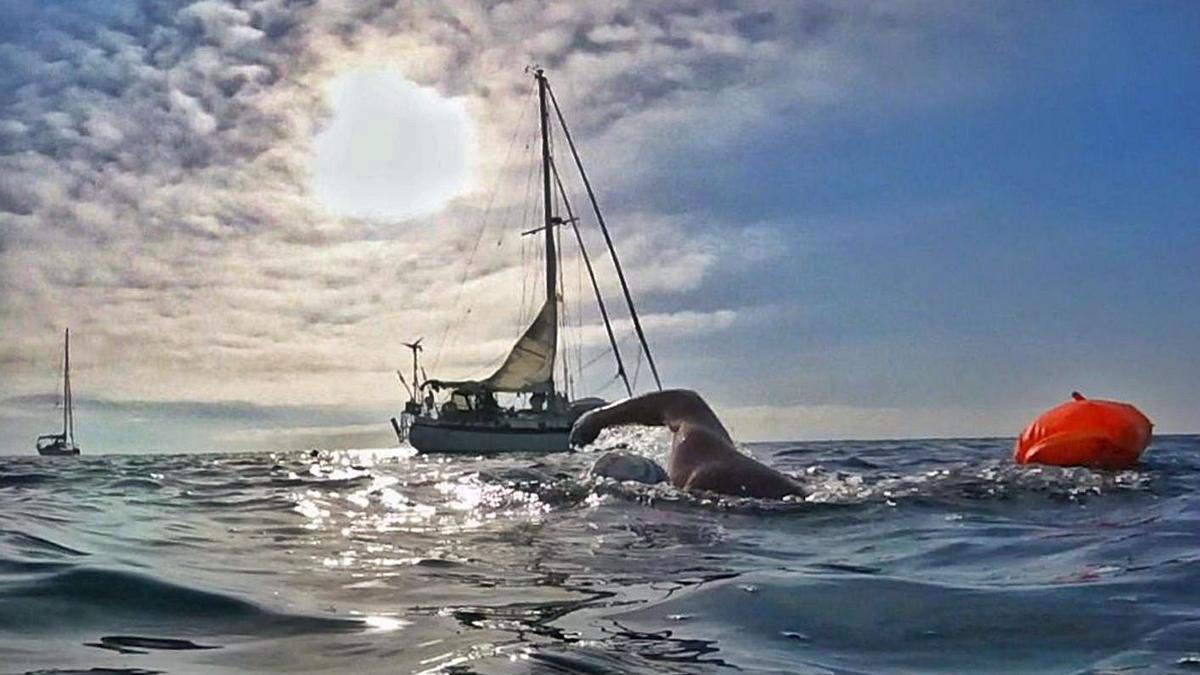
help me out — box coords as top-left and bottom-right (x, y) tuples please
(0, 1), (1197, 454)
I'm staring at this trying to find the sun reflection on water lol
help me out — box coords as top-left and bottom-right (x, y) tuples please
(287, 449), (553, 575)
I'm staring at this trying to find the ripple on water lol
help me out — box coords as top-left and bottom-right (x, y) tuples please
(0, 438), (1197, 674)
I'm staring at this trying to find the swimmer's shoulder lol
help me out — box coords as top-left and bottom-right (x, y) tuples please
(674, 422), (737, 455)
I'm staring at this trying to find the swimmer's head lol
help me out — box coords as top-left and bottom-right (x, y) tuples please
(588, 451), (668, 485)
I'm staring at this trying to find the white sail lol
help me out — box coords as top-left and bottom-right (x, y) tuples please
(430, 300), (557, 394)
(484, 300), (557, 392)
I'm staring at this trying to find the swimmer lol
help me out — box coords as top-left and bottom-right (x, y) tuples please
(571, 389), (806, 499)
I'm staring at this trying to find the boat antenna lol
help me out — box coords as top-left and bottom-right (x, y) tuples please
(550, 158), (633, 397)
(545, 80), (662, 391)
(396, 370), (413, 399)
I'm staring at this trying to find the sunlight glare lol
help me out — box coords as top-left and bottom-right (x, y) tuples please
(313, 69), (472, 220)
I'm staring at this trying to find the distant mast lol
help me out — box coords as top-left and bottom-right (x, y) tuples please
(37, 327), (80, 455)
(63, 328), (73, 445)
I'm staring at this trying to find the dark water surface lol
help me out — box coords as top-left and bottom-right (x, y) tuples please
(2, 433), (1199, 674)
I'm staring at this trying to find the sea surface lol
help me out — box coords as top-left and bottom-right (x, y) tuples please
(2, 433), (1200, 675)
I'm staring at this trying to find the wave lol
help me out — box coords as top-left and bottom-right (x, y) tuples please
(0, 528), (90, 558)
(468, 461), (1160, 520)
(21, 662), (166, 667)
(105, 477), (164, 491)
(85, 635), (220, 653)
(2, 440), (1197, 674)
(0, 566), (359, 638)
(0, 473), (56, 489)
(602, 570), (1197, 674)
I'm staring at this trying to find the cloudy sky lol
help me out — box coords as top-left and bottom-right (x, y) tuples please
(1, 1), (1197, 454)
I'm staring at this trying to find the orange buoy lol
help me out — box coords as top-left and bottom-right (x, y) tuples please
(1013, 392), (1153, 470)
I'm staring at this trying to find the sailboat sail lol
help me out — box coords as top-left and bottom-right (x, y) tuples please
(483, 300), (557, 392)
(431, 300), (557, 393)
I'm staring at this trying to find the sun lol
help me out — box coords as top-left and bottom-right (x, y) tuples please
(312, 69), (472, 221)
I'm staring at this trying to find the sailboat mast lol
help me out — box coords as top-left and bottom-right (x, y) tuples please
(63, 328), (71, 442)
(536, 69), (557, 393)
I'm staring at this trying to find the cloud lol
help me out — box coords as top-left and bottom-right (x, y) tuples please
(0, 0), (1039, 444)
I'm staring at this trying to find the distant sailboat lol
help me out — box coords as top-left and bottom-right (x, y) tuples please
(36, 329), (80, 456)
(392, 69), (663, 453)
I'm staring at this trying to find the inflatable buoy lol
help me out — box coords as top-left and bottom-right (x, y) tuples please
(1013, 392), (1152, 469)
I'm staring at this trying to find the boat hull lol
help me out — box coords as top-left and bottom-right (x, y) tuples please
(36, 441), (80, 456)
(408, 418), (572, 454)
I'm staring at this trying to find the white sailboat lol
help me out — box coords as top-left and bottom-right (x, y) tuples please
(36, 328), (81, 456)
(392, 69), (662, 454)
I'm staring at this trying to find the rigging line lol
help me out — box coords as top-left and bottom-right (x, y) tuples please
(579, 345), (615, 371)
(631, 339), (644, 391)
(446, 117), (539, 365)
(67, 337), (73, 442)
(519, 235), (529, 336)
(577, 367), (607, 398)
(523, 236), (539, 329)
(530, 132), (545, 313)
(563, 130), (584, 396)
(564, 190), (583, 396)
(514, 121), (543, 334)
(63, 329), (70, 439)
(552, 132), (572, 399)
(575, 229), (584, 391)
(478, 83), (536, 243)
(64, 328), (71, 441)
(587, 370), (623, 399)
(516, 122), (541, 331)
(550, 157), (633, 397)
(557, 255), (568, 398)
(546, 81), (663, 391)
(432, 83), (535, 371)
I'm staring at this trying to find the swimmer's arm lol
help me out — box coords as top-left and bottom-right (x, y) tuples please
(570, 389), (731, 446)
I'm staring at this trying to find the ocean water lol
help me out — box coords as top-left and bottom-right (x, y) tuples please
(2, 433), (1199, 675)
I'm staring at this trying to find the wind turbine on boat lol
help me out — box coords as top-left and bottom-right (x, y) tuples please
(390, 338), (426, 443)
(403, 339), (423, 396)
